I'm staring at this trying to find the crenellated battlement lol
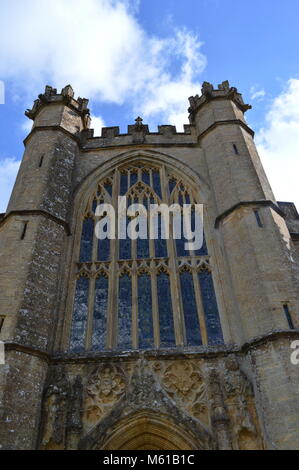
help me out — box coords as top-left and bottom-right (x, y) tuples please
(25, 81), (252, 148)
(80, 116), (196, 149)
(25, 84), (90, 124)
(188, 80), (251, 124)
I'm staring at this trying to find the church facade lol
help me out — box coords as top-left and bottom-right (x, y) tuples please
(0, 81), (299, 450)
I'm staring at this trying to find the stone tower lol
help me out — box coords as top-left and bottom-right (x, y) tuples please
(0, 81), (298, 450)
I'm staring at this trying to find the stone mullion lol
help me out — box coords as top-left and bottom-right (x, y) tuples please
(151, 265), (160, 348)
(161, 165), (184, 346)
(149, 169), (153, 188)
(112, 267), (120, 349)
(132, 263), (138, 349)
(107, 171), (119, 349)
(177, 265), (187, 345)
(85, 211), (98, 351)
(148, 195), (155, 259)
(193, 264), (208, 345)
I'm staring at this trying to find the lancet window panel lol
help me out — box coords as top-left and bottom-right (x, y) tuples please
(69, 161), (224, 352)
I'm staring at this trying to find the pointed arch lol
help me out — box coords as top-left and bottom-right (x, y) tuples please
(62, 149), (225, 352)
(72, 149), (211, 224)
(79, 409), (212, 450)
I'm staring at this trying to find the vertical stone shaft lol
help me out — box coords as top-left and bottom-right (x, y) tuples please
(189, 81), (299, 449)
(0, 85), (89, 449)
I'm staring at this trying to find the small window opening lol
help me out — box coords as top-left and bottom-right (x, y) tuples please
(233, 143), (239, 155)
(39, 155), (44, 168)
(21, 222), (28, 240)
(0, 317), (4, 333)
(254, 209), (263, 227)
(283, 304), (294, 330)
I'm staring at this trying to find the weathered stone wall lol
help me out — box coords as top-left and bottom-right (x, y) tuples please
(1, 82), (299, 450)
(38, 351), (265, 450)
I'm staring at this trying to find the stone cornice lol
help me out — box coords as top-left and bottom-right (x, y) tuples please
(5, 329), (297, 365)
(215, 200), (286, 228)
(5, 342), (51, 363)
(23, 125), (82, 147)
(197, 119), (255, 141)
(0, 209), (71, 235)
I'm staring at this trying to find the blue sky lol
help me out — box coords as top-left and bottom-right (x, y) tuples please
(0, 0), (299, 212)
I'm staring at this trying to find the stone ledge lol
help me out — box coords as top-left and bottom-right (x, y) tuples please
(4, 329), (296, 365)
(0, 210), (71, 235)
(215, 200), (285, 228)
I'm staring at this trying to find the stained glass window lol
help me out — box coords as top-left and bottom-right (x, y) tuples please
(70, 162), (224, 352)
(70, 276), (89, 351)
(137, 198), (149, 259)
(154, 214), (168, 258)
(138, 274), (154, 349)
(79, 218), (94, 262)
(130, 171), (138, 187)
(180, 271), (202, 346)
(92, 275), (108, 350)
(157, 272), (176, 347)
(118, 274), (132, 349)
(198, 269), (223, 345)
(98, 236), (110, 261)
(153, 170), (162, 199)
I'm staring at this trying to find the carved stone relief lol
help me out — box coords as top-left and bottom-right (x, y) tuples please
(39, 366), (70, 450)
(152, 360), (209, 426)
(83, 365), (126, 431)
(222, 357), (263, 450)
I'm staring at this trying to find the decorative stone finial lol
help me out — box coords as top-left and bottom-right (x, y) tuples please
(134, 116), (143, 128)
(201, 81), (214, 95)
(61, 84), (74, 98)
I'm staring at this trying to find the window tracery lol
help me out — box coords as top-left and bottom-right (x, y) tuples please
(69, 161), (223, 351)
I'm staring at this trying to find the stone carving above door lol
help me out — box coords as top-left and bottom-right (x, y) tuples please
(152, 360), (209, 426)
(83, 365), (126, 430)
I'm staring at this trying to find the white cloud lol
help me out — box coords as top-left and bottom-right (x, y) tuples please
(0, 0), (206, 129)
(0, 158), (21, 213)
(90, 115), (106, 136)
(256, 78), (299, 209)
(250, 86), (266, 101)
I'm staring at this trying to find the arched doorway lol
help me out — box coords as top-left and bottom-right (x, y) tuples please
(100, 411), (204, 450)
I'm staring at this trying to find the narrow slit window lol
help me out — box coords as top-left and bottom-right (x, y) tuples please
(39, 155), (44, 168)
(233, 143), (239, 155)
(254, 209), (263, 228)
(283, 304), (294, 330)
(21, 222), (28, 240)
(0, 317), (4, 333)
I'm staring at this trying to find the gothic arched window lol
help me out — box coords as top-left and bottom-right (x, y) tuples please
(69, 162), (223, 352)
